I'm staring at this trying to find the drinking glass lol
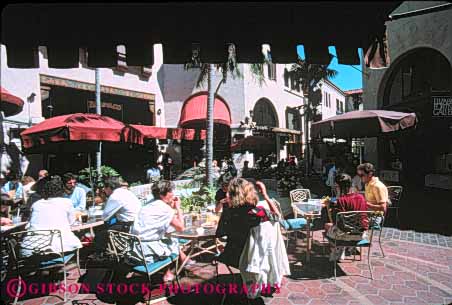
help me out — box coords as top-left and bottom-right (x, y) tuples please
(12, 216), (21, 224)
(184, 214), (192, 228)
(200, 211), (207, 225)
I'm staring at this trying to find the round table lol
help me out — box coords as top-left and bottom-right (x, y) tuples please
(170, 225), (220, 274)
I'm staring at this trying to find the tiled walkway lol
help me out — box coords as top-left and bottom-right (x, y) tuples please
(3, 227), (452, 305)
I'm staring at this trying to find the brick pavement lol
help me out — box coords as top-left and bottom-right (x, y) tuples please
(3, 227), (452, 305)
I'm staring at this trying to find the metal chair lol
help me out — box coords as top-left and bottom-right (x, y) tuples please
(272, 199), (307, 249)
(370, 186), (403, 259)
(326, 211), (381, 280)
(108, 230), (179, 305)
(387, 186), (403, 227)
(289, 189), (312, 245)
(7, 229), (80, 305)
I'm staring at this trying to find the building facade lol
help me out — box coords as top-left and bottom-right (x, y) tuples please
(1, 44), (166, 181)
(162, 59), (309, 169)
(362, 1), (452, 191)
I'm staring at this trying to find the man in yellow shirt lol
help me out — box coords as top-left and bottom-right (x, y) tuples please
(357, 163), (388, 212)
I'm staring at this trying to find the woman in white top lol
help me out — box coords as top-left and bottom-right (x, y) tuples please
(23, 176), (82, 256)
(131, 180), (191, 282)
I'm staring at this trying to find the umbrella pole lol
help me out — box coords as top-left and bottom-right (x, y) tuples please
(88, 153), (93, 189)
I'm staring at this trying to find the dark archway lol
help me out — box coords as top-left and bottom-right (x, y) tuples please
(251, 98), (279, 159)
(252, 98), (279, 127)
(378, 48), (452, 189)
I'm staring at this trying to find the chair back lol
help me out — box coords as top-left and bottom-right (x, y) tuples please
(108, 230), (146, 267)
(289, 189), (311, 218)
(7, 230), (65, 271)
(272, 199), (285, 220)
(335, 211), (382, 238)
(387, 186), (403, 207)
(290, 189), (311, 203)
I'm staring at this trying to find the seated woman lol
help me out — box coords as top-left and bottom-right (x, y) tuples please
(325, 173), (368, 262)
(23, 176), (82, 256)
(130, 180), (193, 282)
(215, 178), (281, 269)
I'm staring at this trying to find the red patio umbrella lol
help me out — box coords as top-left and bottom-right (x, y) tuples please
(20, 113), (125, 150)
(311, 110), (417, 139)
(1, 86), (24, 117)
(231, 136), (274, 153)
(123, 124), (207, 145)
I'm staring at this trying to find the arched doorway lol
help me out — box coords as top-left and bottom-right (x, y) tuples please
(252, 98), (279, 160)
(379, 48), (452, 188)
(179, 92), (232, 169)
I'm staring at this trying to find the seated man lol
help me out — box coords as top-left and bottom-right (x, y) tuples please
(62, 173), (86, 211)
(102, 177), (141, 229)
(1, 171), (23, 201)
(94, 177), (141, 254)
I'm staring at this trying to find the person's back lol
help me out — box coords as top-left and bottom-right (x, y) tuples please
(131, 199), (174, 241)
(29, 197), (75, 231)
(25, 176), (82, 255)
(103, 187), (141, 223)
(334, 193), (368, 230)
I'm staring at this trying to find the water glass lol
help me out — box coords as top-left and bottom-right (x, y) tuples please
(12, 216), (21, 224)
(200, 211), (207, 225)
(88, 207), (96, 219)
(184, 214), (192, 228)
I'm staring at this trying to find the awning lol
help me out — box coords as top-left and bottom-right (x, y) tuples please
(311, 110), (417, 139)
(1, 3), (402, 67)
(1, 86), (24, 117)
(179, 92), (231, 127)
(231, 136), (274, 153)
(123, 124), (206, 145)
(20, 113), (125, 149)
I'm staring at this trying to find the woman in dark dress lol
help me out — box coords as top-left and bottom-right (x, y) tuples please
(215, 178), (280, 268)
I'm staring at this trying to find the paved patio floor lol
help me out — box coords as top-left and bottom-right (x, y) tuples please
(3, 227), (452, 305)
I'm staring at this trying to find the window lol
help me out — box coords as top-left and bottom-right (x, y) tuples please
(286, 108), (301, 130)
(284, 68), (290, 87)
(267, 63), (276, 81)
(116, 45), (127, 72)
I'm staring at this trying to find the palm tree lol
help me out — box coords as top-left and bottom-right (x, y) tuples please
(185, 44), (265, 187)
(289, 56), (338, 176)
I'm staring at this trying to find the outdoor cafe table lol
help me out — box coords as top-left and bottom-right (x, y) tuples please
(169, 225), (220, 275)
(293, 202), (322, 263)
(0, 221), (28, 234)
(71, 219), (104, 236)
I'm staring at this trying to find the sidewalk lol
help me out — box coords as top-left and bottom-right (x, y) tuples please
(6, 226), (452, 305)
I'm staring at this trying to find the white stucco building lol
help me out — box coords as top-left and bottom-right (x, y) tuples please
(319, 79), (347, 119)
(2, 43), (348, 179)
(1, 44), (165, 181)
(161, 58), (310, 169)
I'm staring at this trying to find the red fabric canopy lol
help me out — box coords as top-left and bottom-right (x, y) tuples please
(124, 124), (206, 145)
(179, 93), (231, 127)
(21, 113), (125, 149)
(1, 86), (24, 117)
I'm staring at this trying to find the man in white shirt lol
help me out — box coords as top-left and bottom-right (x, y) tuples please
(94, 177), (141, 254)
(102, 177), (141, 224)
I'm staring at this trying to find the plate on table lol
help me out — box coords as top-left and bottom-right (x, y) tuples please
(201, 222), (217, 228)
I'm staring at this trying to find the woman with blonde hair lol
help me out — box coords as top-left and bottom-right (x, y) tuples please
(215, 178), (280, 268)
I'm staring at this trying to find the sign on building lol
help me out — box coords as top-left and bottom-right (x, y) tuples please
(432, 96), (452, 117)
